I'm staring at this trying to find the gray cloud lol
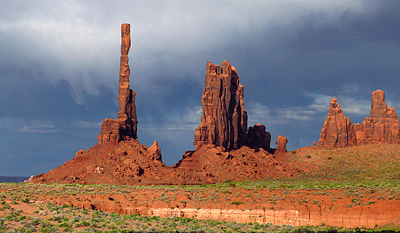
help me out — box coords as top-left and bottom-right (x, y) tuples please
(0, 1), (380, 102)
(14, 124), (56, 134)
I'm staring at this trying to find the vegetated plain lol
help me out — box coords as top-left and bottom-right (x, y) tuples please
(2, 144), (400, 232)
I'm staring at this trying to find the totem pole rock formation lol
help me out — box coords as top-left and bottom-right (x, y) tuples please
(275, 135), (288, 152)
(98, 23), (138, 144)
(193, 61), (249, 151)
(318, 90), (400, 148)
(318, 98), (356, 148)
(30, 24), (180, 185)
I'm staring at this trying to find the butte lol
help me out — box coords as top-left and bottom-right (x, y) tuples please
(171, 61), (295, 184)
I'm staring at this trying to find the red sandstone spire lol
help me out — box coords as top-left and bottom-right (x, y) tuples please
(98, 23), (137, 143)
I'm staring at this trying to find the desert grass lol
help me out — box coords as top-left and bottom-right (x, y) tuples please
(2, 144), (400, 232)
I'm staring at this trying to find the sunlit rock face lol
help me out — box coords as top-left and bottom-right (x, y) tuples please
(319, 90), (400, 148)
(355, 90), (400, 145)
(318, 98), (356, 148)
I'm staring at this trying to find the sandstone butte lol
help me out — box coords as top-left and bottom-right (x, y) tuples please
(30, 24), (293, 186)
(318, 90), (400, 148)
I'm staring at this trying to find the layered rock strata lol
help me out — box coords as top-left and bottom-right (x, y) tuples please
(318, 98), (356, 148)
(193, 61), (248, 151)
(318, 90), (400, 148)
(98, 23), (138, 144)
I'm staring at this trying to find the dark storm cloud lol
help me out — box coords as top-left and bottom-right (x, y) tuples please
(1, 1), (400, 174)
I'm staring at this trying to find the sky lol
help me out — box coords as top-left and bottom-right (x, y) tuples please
(1, 0), (400, 176)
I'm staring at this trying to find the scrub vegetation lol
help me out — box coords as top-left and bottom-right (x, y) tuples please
(2, 144), (400, 232)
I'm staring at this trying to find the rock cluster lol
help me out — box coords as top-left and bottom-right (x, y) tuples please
(30, 25), (293, 186)
(193, 61), (276, 152)
(354, 90), (400, 145)
(318, 90), (400, 148)
(193, 61), (248, 151)
(98, 23), (138, 144)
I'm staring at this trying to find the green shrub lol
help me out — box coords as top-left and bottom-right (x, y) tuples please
(231, 201), (244, 205)
(78, 221), (90, 227)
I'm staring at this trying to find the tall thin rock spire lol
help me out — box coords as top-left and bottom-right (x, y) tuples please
(98, 23), (137, 143)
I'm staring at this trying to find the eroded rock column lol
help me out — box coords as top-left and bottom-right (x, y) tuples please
(98, 23), (137, 143)
(275, 135), (288, 152)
